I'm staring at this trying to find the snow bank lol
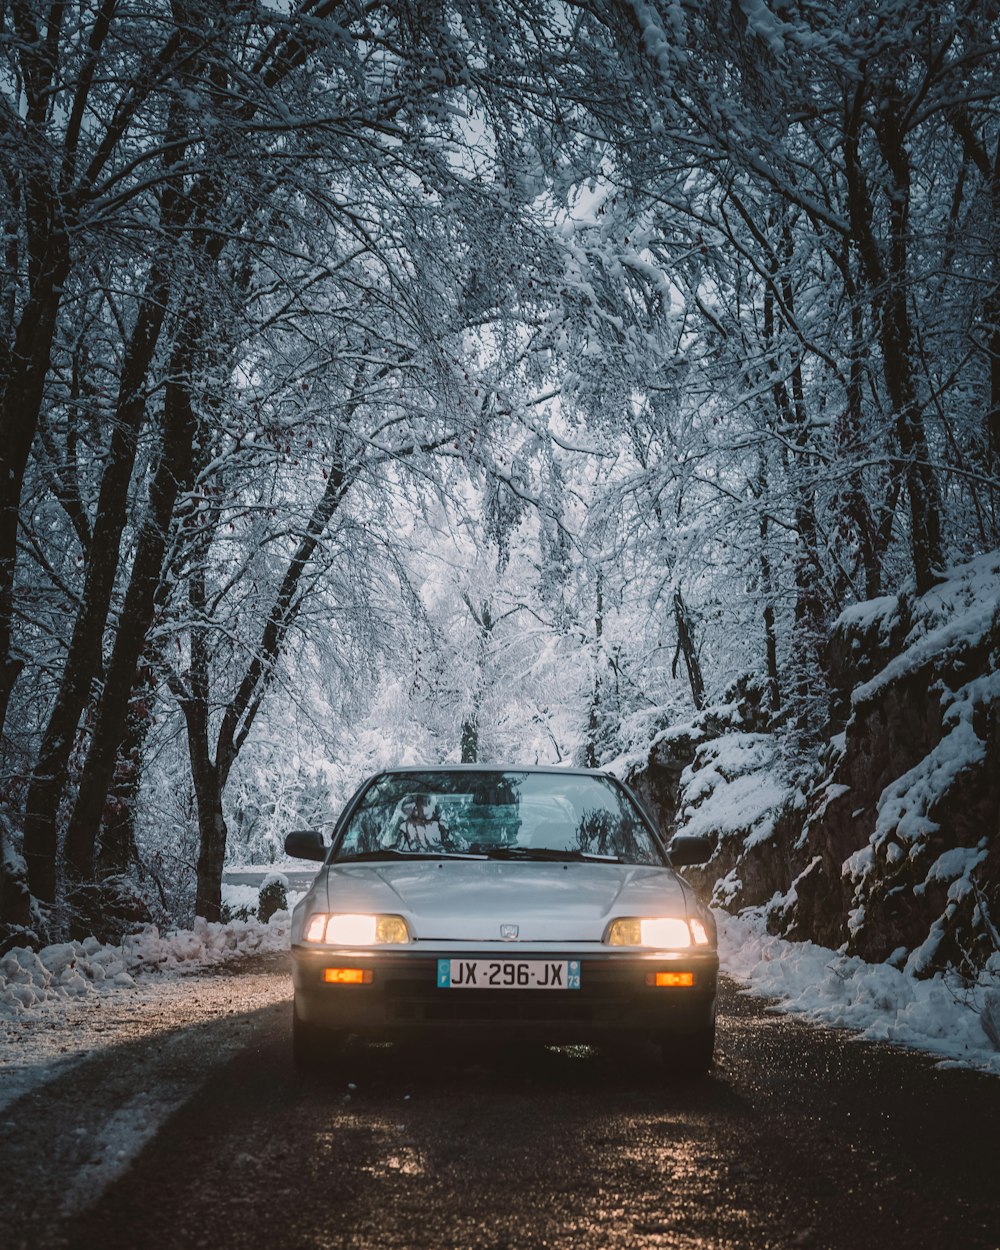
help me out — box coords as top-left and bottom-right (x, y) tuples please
(720, 908), (1000, 1075)
(0, 912), (292, 1020)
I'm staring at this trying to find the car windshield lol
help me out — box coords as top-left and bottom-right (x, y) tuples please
(333, 771), (665, 867)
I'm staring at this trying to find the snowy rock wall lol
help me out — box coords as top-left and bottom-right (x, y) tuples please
(785, 554), (1000, 976)
(627, 553), (1000, 979)
(624, 693), (805, 916)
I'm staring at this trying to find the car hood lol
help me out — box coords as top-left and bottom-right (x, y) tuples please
(317, 859), (689, 942)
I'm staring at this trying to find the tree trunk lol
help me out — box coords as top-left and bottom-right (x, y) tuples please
(22, 270), (172, 900)
(0, 235), (71, 741)
(63, 369), (197, 883)
(460, 599), (493, 762)
(584, 573), (603, 768)
(95, 685), (149, 878)
(672, 588), (705, 711)
(0, 813), (33, 939)
(178, 545), (229, 922)
(182, 518), (243, 923)
(192, 758), (229, 924)
(460, 718), (479, 764)
(761, 237), (826, 719)
(777, 229), (826, 640)
(986, 134), (1000, 500)
(846, 86), (944, 594)
(755, 458), (781, 713)
(760, 550), (781, 713)
(842, 284), (882, 599)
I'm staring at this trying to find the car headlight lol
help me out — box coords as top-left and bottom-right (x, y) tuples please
(604, 917), (711, 947)
(303, 913), (410, 944)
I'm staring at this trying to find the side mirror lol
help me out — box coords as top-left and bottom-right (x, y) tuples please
(284, 830), (327, 862)
(668, 833), (714, 867)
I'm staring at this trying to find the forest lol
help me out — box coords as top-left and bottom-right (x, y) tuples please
(0, 0), (997, 964)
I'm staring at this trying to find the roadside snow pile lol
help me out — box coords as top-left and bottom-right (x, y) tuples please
(0, 912), (291, 1019)
(720, 908), (1000, 1075)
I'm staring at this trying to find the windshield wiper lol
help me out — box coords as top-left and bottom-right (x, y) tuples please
(335, 848), (488, 863)
(470, 846), (624, 863)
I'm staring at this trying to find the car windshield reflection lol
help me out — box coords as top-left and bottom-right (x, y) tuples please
(333, 770), (664, 867)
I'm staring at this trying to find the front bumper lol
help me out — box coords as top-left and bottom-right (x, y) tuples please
(291, 945), (718, 1043)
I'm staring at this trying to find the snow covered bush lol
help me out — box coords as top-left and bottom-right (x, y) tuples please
(257, 874), (288, 924)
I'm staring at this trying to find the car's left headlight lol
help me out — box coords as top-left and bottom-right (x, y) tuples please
(604, 917), (711, 947)
(304, 913), (410, 944)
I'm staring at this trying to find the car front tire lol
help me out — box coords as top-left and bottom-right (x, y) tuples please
(292, 998), (344, 1072)
(661, 1021), (715, 1078)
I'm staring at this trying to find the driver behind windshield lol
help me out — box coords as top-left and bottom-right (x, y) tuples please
(401, 794), (448, 850)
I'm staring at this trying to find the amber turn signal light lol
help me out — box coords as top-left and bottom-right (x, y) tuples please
(323, 968), (373, 984)
(647, 971), (696, 988)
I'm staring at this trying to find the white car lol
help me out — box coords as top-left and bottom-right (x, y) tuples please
(285, 766), (718, 1074)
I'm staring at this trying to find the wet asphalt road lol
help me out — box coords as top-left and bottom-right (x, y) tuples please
(3, 957), (999, 1250)
(223, 870), (318, 892)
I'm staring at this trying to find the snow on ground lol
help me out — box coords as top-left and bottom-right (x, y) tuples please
(0, 873), (308, 1047)
(0, 890), (307, 1110)
(0, 872), (309, 1020)
(719, 907), (1000, 1076)
(0, 909), (294, 1016)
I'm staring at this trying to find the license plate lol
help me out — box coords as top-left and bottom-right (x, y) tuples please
(437, 959), (580, 989)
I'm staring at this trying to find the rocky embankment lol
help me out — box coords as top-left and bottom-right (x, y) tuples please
(626, 552), (1000, 980)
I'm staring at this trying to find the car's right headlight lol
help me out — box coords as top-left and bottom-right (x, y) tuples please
(304, 913), (409, 944)
(604, 917), (710, 947)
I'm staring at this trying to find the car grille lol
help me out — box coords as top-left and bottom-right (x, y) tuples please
(382, 979), (631, 1024)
